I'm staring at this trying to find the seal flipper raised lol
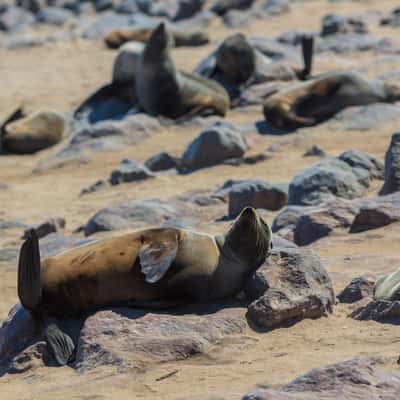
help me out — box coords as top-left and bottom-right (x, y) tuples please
(18, 229), (42, 311)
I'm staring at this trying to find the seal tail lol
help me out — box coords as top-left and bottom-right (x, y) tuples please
(18, 229), (42, 311)
(299, 35), (314, 80)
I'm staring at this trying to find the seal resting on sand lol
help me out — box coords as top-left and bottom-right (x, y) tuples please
(17, 207), (272, 365)
(262, 71), (400, 130)
(136, 23), (230, 119)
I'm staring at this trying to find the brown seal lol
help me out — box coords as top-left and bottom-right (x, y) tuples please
(136, 23), (230, 119)
(263, 71), (400, 130)
(104, 26), (210, 49)
(18, 207), (272, 365)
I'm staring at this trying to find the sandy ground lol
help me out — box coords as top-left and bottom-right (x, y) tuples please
(1, 0), (400, 399)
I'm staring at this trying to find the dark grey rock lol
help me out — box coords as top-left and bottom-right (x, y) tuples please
(350, 204), (400, 232)
(115, 0), (140, 14)
(228, 180), (288, 218)
(210, 0), (255, 16)
(321, 13), (368, 37)
(139, 0), (205, 21)
(80, 180), (107, 196)
(145, 152), (180, 172)
(0, 219), (27, 230)
(261, 0), (290, 16)
(380, 132), (400, 195)
(23, 217), (66, 240)
(81, 12), (133, 40)
(248, 36), (298, 61)
(0, 6), (34, 32)
(271, 235), (297, 249)
(181, 122), (246, 171)
(242, 359), (400, 399)
(380, 8), (400, 28)
(36, 7), (73, 25)
(351, 300), (400, 322)
(16, 0), (41, 14)
(245, 248), (334, 328)
(110, 159), (154, 185)
(95, 0), (115, 12)
(84, 198), (196, 236)
(315, 33), (380, 54)
(337, 274), (376, 303)
(272, 205), (307, 234)
(303, 145), (325, 157)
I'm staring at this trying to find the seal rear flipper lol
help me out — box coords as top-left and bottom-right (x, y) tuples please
(139, 231), (179, 283)
(18, 229), (42, 311)
(286, 111), (316, 128)
(44, 320), (75, 366)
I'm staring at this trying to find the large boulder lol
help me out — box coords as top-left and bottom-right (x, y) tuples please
(288, 151), (383, 206)
(245, 248), (334, 329)
(242, 359), (400, 399)
(181, 122), (246, 171)
(84, 198), (196, 236)
(380, 132), (400, 195)
(228, 180), (288, 218)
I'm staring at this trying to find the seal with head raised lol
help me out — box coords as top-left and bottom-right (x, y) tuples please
(263, 71), (400, 130)
(136, 22), (230, 119)
(18, 207), (272, 365)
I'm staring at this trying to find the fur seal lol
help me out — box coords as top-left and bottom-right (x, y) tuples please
(373, 269), (400, 301)
(263, 71), (400, 130)
(18, 207), (272, 365)
(104, 26), (210, 49)
(136, 23), (230, 119)
(1, 109), (66, 154)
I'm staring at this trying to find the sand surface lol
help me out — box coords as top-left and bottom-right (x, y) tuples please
(1, 0), (400, 399)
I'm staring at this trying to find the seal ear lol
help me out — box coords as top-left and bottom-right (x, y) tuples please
(139, 232), (179, 284)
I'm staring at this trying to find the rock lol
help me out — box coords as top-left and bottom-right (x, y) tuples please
(115, 0), (141, 14)
(321, 13), (368, 37)
(95, 0), (115, 12)
(0, 219), (27, 230)
(271, 205), (307, 234)
(351, 300), (400, 322)
(271, 235), (297, 249)
(2, 110), (66, 154)
(109, 159), (155, 185)
(181, 122), (246, 171)
(248, 37), (297, 61)
(337, 274), (376, 303)
(261, 0), (290, 16)
(315, 33), (380, 53)
(80, 180), (107, 196)
(0, 248), (19, 263)
(242, 359), (400, 399)
(303, 145), (325, 157)
(16, 0), (42, 14)
(22, 217), (66, 240)
(140, 0), (205, 21)
(288, 152), (382, 206)
(380, 132), (400, 195)
(84, 198), (196, 236)
(381, 8), (400, 27)
(326, 104), (400, 131)
(36, 7), (73, 25)
(81, 13), (133, 40)
(228, 180), (288, 218)
(0, 6), (34, 32)
(145, 151), (180, 172)
(210, 0), (255, 16)
(350, 204), (400, 233)
(112, 41), (144, 84)
(245, 248), (334, 328)
(7, 342), (48, 374)
(233, 81), (285, 107)
(75, 305), (245, 372)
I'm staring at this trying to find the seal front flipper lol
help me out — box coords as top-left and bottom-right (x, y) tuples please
(44, 320), (75, 366)
(18, 229), (42, 311)
(139, 231), (179, 283)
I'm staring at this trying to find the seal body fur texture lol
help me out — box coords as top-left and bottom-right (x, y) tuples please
(263, 71), (400, 130)
(374, 269), (400, 301)
(136, 23), (229, 119)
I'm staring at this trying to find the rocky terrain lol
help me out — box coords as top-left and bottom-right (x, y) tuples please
(2, 0), (400, 399)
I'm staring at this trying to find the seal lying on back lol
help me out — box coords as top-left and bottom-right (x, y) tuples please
(136, 23), (230, 118)
(373, 269), (400, 301)
(18, 207), (272, 365)
(104, 26), (209, 49)
(263, 71), (400, 130)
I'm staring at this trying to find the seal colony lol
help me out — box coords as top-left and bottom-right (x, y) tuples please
(17, 207), (272, 365)
(262, 71), (400, 130)
(136, 23), (230, 119)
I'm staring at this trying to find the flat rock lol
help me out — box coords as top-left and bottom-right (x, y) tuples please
(36, 7), (73, 25)
(84, 198), (196, 236)
(210, 0), (255, 16)
(145, 151), (180, 172)
(181, 122), (246, 172)
(320, 13), (368, 36)
(351, 300), (400, 322)
(380, 132), (400, 195)
(350, 204), (400, 233)
(227, 180), (288, 218)
(242, 358), (400, 399)
(337, 274), (376, 303)
(288, 151), (383, 206)
(315, 33), (380, 54)
(140, 0), (205, 21)
(245, 248), (334, 329)
(110, 159), (155, 185)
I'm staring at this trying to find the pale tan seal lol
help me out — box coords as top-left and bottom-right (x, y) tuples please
(1, 109), (66, 154)
(18, 207), (272, 365)
(136, 23), (230, 119)
(263, 71), (400, 130)
(104, 26), (209, 49)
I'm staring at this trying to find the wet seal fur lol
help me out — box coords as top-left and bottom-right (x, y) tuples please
(17, 207), (272, 365)
(263, 71), (400, 130)
(374, 269), (400, 301)
(104, 26), (210, 49)
(136, 23), (230, 119)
